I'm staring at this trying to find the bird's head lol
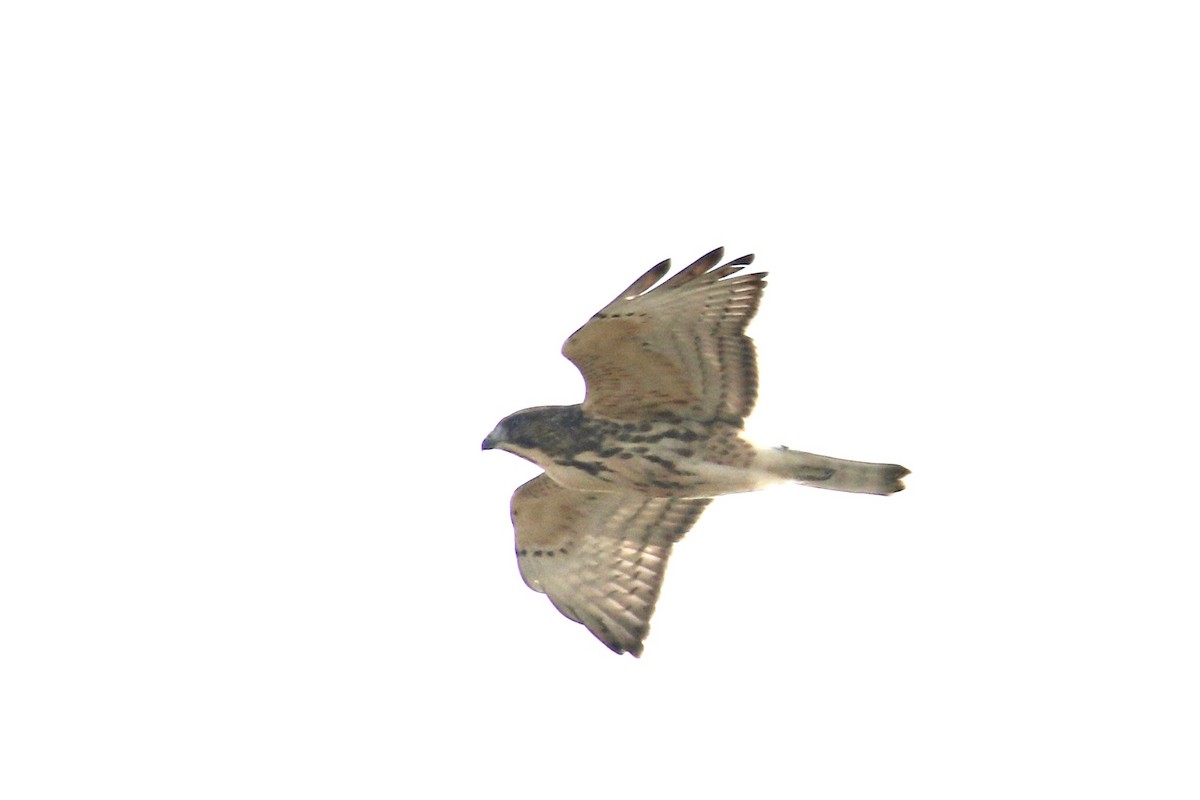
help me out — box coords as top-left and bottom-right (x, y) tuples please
(482, 405), (583, 462)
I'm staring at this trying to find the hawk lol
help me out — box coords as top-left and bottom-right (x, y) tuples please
(482, 247), (908, 656)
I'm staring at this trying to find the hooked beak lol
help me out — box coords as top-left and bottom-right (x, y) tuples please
(482, 422), (506, 451)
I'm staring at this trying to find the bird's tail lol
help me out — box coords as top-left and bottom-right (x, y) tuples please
(758, 446), (909, 495)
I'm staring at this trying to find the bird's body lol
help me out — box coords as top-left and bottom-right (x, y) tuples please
(483, 247), (908, 656)
(485, 404), (758, 496)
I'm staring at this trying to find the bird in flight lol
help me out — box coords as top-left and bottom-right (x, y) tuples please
(482, 247), (908, 656)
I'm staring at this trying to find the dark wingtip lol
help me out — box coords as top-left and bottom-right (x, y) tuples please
(613, 258), (672, 302)
(723, 253), (755, 267)
(659, 247), (729, 289)
(694, 247), (725, 273)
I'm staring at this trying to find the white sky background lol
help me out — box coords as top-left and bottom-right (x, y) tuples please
(2, 1), (1197, 797)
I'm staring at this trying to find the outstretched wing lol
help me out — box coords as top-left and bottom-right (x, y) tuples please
(562, 247), (766, 423)
(510, 474), (711, 656)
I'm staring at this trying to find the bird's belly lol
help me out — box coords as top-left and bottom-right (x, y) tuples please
(544, 450), (769, 498)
